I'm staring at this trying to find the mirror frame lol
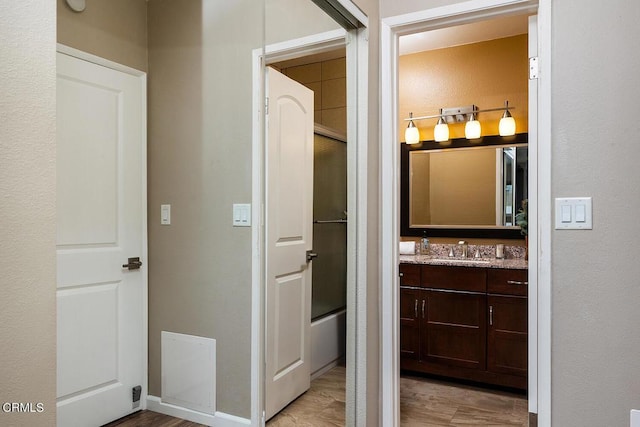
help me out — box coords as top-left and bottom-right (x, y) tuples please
(401, 133), (528, 239)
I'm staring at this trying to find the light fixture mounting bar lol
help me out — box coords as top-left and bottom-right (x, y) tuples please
(404, 104), (515, 122)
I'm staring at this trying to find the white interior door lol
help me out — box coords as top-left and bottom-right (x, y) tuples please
(265, 67), (314, 420)
(56, 51), (146, 427)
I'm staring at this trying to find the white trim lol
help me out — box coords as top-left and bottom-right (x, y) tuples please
(56, 43), (150, 414)
(527, 13), (539, 416)
(380, 1), (551, 425)
(347, 26), (370, 427)
(250, 46), (265, 427)
(379, 21), (400, 427)
(310, 359), (341, 381)
(140, 71), (149, 414)
(383, 0), (537, 33)
(147, 396), (250, 427)
(56, 43), (146, 76)
(264, 29), (347, 63)
(334, 0), (368, 27)
(535, 0), (553, 424)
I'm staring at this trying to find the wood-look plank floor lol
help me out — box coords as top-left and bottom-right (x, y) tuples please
(102, 409), (205, 427)
(104, 366), (527, 426)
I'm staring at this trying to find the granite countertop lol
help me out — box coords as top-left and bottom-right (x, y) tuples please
(399, 254), (528, 270)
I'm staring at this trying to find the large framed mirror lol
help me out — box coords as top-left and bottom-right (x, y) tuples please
(401, 133), (528, 239)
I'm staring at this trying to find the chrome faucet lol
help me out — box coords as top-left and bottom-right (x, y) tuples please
(458, 240), (468, 258)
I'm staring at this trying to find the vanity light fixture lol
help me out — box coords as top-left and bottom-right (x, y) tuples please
(433, 109), (450, 142)
(464, 108), (482, 139)
(405, 112), (421, 145)
(499, 100), (516, 136)
(402, 101), (515, 142)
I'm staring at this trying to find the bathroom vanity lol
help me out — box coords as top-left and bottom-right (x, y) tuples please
(399, 256), (528, 390)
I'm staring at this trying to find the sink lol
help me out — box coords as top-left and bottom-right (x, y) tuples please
(431, 258), (491, 265)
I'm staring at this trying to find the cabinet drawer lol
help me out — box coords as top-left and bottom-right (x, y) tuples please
(421, 265), (486, 292)
(400, 263), (421, 287)
(487, 268), (528, 296)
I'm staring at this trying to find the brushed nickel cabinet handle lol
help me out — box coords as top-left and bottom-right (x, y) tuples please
(489, 305), (494, 326)
(414, 299), (418, 318)
(507, 280), (528, 285)
(422, 299), (426, 319)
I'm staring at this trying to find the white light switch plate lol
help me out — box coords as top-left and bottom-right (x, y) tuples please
(233, 203), (251, 227)
(555, 197), (592, 230)
(631, 409), (640, 427)
(161, 204), (171, 225)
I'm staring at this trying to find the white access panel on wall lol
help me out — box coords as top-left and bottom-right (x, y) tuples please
(161, 332), (216, 415)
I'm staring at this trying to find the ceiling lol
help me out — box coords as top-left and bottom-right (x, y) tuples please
(399, 14), (530, 56)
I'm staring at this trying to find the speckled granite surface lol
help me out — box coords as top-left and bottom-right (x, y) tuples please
(400, 243), (528, 270)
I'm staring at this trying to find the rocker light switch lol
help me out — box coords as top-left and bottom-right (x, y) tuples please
(233, 203), (251, 227)
(555, 197), (592, 230)
(161, 204), (171, 225)
(561, 205), (571, 223)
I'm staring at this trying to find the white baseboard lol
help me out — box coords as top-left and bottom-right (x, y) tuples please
(311, 359), (342, 381)
(147, 396), (250, 427)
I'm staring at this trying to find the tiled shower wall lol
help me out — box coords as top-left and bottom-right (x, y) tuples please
(279, 57), (346, 133)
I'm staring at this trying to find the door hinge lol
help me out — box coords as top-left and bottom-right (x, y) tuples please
(529, 56), (539, 80)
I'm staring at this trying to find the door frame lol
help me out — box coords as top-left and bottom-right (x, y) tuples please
(55, 43), (149, 413)
(251, 15), (369, 427)
(380, 0), (552, 425)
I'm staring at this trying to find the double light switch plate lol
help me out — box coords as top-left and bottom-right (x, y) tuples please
(555, 197), (592, 230)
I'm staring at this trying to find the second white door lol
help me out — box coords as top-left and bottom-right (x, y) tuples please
(265, 67), (314, 419)
(56, 51), (146, 427)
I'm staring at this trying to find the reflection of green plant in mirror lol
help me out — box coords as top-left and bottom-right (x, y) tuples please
(515, 199), (528, 236)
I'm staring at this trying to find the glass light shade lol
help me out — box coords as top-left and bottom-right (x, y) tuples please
(405, 121), (420, 144)
(465, 115), (481, 139)
(499, 114), (516, 136)
(434, 118), (449, 142)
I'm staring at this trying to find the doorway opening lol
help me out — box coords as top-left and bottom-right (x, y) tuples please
(252, 1), (370, 424)
(397, 15), (531, 425)
(381, 0), (551, 425)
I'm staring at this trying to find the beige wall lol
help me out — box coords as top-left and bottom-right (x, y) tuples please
(57, 0), (148, 72)
(266, 0), (341, 44)
(280, 57), (347, 133)
(551, 0), (640, 425)
(147, 0), (262, 418)
(400, 35), (528, 142)
(0, 2), (57, 427)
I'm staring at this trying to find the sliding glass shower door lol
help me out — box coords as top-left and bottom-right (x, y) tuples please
(312, 130), (347, 321)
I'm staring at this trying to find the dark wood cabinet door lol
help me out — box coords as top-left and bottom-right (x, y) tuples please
(487, 294), (528, 377)
(422, 290), (487, 371)
(399, 287), (421, 361)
